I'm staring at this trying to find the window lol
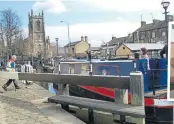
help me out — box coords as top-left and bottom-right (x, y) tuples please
(152, 32), (156, 38)
(140, 32), (145, 40)
(162, 31), (166, 36)
(123, 47), (125, 50)
(36, 20), (41, 31)
(72, 48), (75, 53)
(172, 24), (174, 29)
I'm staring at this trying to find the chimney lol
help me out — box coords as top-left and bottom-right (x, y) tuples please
(128, 33), (131, 37)
(81, 36), (84, 41)
(85, 36), (88, 42)
(112, 36), (116, 40)
(141, 21), (146, 27)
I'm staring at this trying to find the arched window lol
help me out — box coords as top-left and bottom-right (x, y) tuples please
(36, 20), (41, 31)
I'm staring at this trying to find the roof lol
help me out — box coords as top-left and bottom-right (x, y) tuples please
(101, 35), (133, 47)
(91, 47), (100, 51)
(122, 43), (165, 51)
(135, 20), (166, 32)
(64, 41), (81, 47)
(108, 36), (128, 46)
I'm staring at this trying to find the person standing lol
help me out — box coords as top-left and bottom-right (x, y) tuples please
(2, 55), (20, 91)
(140, 47), (150, 71)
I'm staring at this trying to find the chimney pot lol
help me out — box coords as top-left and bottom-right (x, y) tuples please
(141, 21), (146, 27)
(85, 36), (88, 42)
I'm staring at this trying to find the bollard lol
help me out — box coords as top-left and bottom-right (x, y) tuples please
(113, 89), (128, 124)
(130, 71), (145, 124)
(53, 62), (69, 96)
(21, 64), (34, 86)
(53, 61), (69, 111)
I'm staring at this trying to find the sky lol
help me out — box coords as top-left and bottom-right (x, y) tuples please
(0, 0), (174, 47)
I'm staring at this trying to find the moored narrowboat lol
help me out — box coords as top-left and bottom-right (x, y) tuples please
(51, 58), (173, 124)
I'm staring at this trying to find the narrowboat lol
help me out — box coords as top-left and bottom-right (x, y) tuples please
(51, 58), (173, 124)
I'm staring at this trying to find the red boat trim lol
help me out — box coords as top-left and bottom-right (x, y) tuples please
(80, 86), (173, 108)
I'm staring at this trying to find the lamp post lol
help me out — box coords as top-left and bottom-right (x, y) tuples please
(0, 23), (3, 47)
(60, 21), (71, 56)
(55, 38), (59, 56)
(161, 1), (170, 44)
(150, 13), (154, 21)
(141, 14), (143, 21)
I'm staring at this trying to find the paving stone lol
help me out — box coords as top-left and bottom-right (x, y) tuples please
(0, 79), (85, 124)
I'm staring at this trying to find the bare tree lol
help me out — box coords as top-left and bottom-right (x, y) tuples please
(0, 8), (22, 50)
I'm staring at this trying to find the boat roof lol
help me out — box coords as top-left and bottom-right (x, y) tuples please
(60, 59), (134, 64)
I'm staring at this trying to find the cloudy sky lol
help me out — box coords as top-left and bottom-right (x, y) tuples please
(0, 0), (173, 47)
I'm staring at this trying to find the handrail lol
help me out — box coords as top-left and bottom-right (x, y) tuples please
(152, 85), (167, 95)
(149, 69), (167, 71)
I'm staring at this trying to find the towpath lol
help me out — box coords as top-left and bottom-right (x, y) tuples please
(0, 78), (85, 124)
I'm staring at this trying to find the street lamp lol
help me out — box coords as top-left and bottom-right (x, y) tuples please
(60, 20), (71, 56)
(161, 0), (170, 44)
(55, 38), (59, 56)
(0, 23), (3, 46)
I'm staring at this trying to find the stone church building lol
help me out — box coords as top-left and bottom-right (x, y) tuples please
(24, 10), (51, 58)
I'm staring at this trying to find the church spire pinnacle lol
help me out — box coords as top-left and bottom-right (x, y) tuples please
(42, 10), (44, 16)
(31, 9), (33, 16)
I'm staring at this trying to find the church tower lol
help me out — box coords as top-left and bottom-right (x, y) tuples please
(28, 10), (46, 57)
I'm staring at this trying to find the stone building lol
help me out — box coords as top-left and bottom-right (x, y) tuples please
(27, 10), (50, 58)
(100, 34), (133, 57)
(115, 43), (164, 58)
(133, 15), (174, 43)
(64, 36), (89, 57)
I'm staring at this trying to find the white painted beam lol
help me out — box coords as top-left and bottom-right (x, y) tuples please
(0, 72), (130, 89)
